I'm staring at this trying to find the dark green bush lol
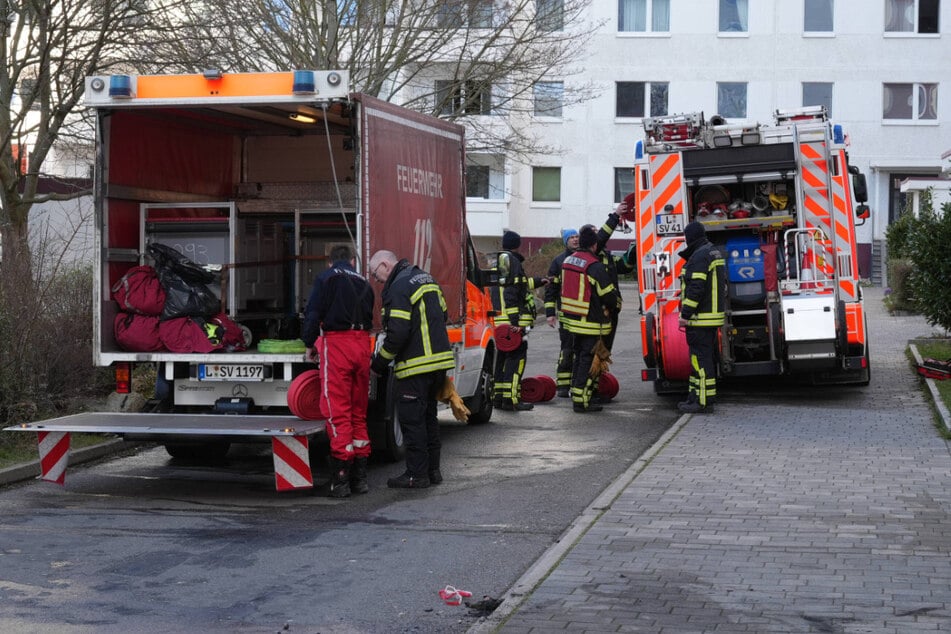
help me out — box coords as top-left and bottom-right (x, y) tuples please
(884, 258), (916, 312)
(907, 199), (951, 331)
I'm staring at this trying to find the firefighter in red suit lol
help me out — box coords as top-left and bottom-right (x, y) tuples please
(560, 226), (620, 413)
(301, 244), (375, 498)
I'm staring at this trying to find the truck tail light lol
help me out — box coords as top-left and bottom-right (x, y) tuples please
(115, 363), (132, 394)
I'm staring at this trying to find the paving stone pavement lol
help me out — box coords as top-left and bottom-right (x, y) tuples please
(479, 287), (951, 633)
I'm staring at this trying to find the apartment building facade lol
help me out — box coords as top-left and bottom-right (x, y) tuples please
(463, 0), (949, 281)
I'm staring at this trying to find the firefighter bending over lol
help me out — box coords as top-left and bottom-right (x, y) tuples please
(369, 249), (455, 488)
(677, 221), (726, 414)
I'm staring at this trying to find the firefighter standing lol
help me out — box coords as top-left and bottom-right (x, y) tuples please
(544, 228), (580, 397)
(677, 221), (726, 414)
(560, 226), (620, 413)
(585, 208), (636, 353)
(492, 230), (547, 411)
(301, 244), (375, 498)
(368, 250), (455, 488)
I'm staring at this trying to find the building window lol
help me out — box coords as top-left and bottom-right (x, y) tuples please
(618, 0), (670, 32)
(883, 83), (938, 120)
(337, 0), (358, 26)
(467, 156), (506, 199)
(536, 0), (564, 31)
(885, 0), (939, 33)
(533, 167), (561, 202)
(804, 0), (833, 32)
(533, 81), (564, 117)
(802, 82), (833, 116)
(719, 0), (748, 32)
(435, 0), (494, 28)
(614, 168), (635, 203)
(467, 165), (491, 198)
(717, 82), (747, 118)
(435, 80), (492, 116)
(616, 81), (668, 118)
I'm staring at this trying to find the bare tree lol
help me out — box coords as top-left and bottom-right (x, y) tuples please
(163, 0), (603, 160)
(0, 0), (190, 284)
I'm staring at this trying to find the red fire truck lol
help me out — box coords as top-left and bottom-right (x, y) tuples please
(630, 106), (871, 394)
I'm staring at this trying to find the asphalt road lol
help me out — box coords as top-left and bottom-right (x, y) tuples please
(0, 283), (678, 633)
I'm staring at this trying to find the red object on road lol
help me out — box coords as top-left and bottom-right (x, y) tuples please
(537, 375), (557, 401)
(598, 372), (620, 400)
(287, 369), (325, 420)
(520, 376), (546, 403)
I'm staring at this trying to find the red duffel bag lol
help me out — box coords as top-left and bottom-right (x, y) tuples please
(114, 313), (165, 352)
(159, 317), (223, 354)
(111, 265), (166, 316)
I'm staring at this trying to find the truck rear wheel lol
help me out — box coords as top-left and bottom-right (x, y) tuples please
(464, 350), (495, 425)
(367, 373), (406, 463)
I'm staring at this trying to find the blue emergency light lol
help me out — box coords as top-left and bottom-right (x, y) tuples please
(292, 70), (316, 95)
(109, 75), (133, 98)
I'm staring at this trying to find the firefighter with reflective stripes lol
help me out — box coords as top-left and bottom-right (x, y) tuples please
(585, 208), (636, 352)
(677, 221), (726, 414)
(560, 226), (620, 413)
(369, 250), (455, 488)
(302, 244), (375, 498)
(492, 231), (548, 411)
(544, 228), (580, 397)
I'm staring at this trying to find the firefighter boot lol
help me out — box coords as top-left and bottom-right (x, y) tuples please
(677, 396), (713, 414)
(350, 457), (370, 495)
(428, 449), (443, 485)
(329, 458), (352, 498)
(387, 472), (431, 489)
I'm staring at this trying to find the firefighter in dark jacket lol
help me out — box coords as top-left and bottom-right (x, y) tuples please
(560, 226), (620, 413)
(368, 250), (455, 488)
(677, 221), (726, 414)
(301, 244), (375, 498)
(584, 208), (636, 352)
(544, 228), (580, 397)
(491, 230), (547, 411)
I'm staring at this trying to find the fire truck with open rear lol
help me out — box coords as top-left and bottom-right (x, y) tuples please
(629, 106), (871, 394)
(5, 70), (498, 491)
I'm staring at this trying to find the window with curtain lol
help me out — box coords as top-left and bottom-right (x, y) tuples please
(533, 167), (561, 202)
(719, 0), (748, 32)
(804, 0), (834, 31)
(534, 81), (564, 117)
(717, 82), (747, 118)
(885, 0), (939, 33)
(802, 82), (833, 116)
(618, 0), (670, 32)
(616, 81), (668, 117)
(883, 83), (938, 120)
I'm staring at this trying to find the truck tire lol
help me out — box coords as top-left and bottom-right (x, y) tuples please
(164, 441), (231, 462)
(464, 349), (495, 425)
(367, 372), (406, 463)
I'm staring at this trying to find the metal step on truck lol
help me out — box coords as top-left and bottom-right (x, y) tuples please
(630, 106), (872, 395)
(6, 70), (498, 491)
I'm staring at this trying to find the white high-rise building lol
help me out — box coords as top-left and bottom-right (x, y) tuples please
(465, 0), (949, 283)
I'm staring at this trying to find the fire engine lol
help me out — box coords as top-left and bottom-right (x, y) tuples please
(630, 106), (871, 393)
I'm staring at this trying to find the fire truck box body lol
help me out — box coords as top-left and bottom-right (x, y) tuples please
(633, 107), (870, 393)
(5, 71), (498, 489)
